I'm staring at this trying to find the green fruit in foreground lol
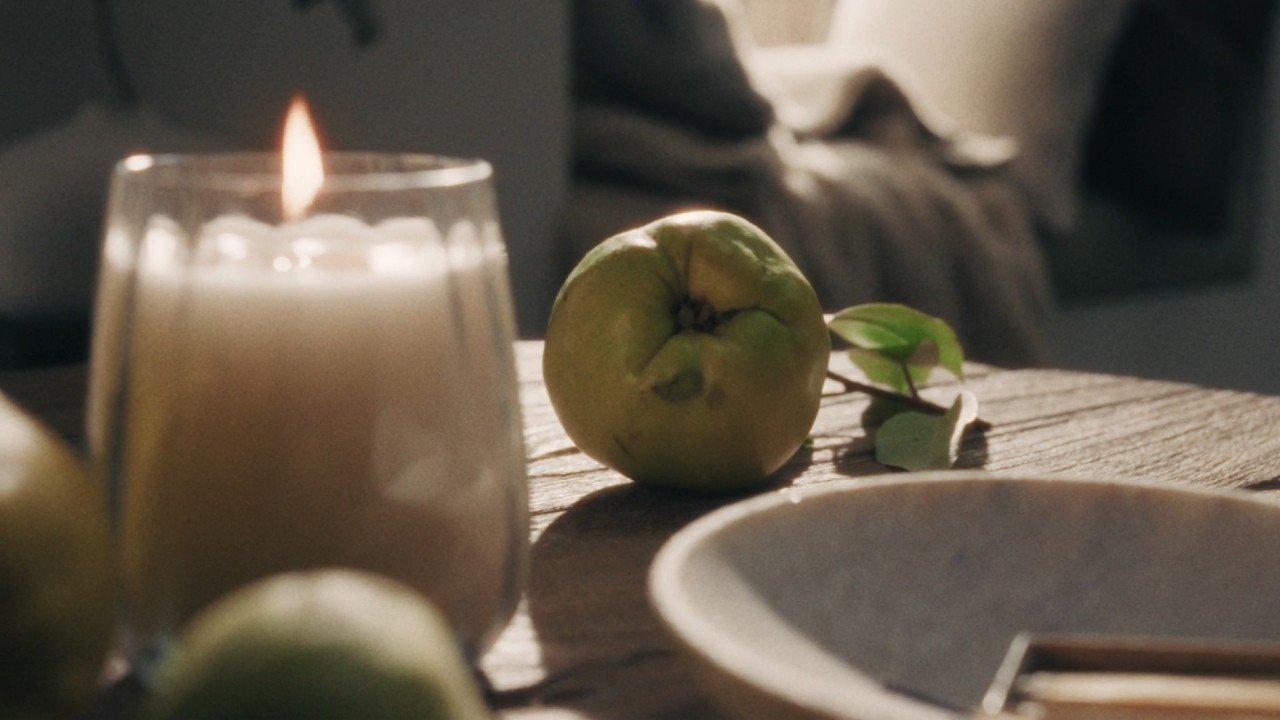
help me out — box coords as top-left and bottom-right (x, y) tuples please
(149, 570), (489, 720)
(544, 211), (829, 491)
(0, 394), (114, 716)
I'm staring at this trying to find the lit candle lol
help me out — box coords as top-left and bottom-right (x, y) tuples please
(91, 100), (525, 660)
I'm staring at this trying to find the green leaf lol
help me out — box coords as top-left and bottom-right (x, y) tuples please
(905, 339), (940, 368)
(827, 317), (914, 354)
(873, 390), (979, 471)
(828, 304), (964, 393)
(847, 347), (934, 394)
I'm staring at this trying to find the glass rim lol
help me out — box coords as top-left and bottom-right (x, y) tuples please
(114, 152), (493, 193)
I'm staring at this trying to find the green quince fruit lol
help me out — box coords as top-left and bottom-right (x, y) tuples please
(0, 394), (114, 717)
(544, 211), (829, 491)
(148, 570), (489, 720)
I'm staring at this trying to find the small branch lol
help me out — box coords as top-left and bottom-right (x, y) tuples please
(825, 369), (992, 431)
(900, 360), (921, 400)
(825, 370), (941, 412)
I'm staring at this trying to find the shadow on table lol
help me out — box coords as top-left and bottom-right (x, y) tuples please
(955, 426), (990, 469)
(829, 420), (989, 477)
(507, 450), (814, 718)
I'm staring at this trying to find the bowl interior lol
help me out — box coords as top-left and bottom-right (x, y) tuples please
(666, 476), (1280, 714)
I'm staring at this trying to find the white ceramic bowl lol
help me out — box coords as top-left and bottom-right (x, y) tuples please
(648, 472), (1280, 720)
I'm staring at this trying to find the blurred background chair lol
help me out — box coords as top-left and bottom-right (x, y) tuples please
(4, 0), (1280, 394)
(571, 0), (1280, 390)
(568, 0), (1053, 367)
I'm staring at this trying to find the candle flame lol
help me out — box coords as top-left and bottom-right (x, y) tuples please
(281, 96), (323, 221)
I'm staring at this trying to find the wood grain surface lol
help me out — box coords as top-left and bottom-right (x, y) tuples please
(5, 341), (1280, 719)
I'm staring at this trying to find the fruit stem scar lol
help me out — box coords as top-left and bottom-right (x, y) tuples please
(674, 297), (739, 333)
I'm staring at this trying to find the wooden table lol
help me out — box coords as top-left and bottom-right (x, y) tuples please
(6, 341), (1280, 719)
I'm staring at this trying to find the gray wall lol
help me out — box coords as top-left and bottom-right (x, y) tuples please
(0, 2), (99, 146)
(1045, 17), (1280, 395)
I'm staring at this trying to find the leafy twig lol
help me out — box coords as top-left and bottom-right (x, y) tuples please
(825, 369), (991, 431)
(900, 360), (920, 400)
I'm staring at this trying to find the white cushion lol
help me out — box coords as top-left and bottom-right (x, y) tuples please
(829, 0), (1129, 235)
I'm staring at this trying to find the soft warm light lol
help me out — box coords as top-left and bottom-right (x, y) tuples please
(281, 97), (324, 221)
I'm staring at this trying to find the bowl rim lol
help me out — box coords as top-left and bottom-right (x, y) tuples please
(647, 470), (1280, 720)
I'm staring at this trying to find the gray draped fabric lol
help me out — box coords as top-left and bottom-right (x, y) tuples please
(568, 0), (1051, 365)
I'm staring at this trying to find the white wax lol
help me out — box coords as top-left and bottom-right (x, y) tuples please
(101, 212), (523, 652)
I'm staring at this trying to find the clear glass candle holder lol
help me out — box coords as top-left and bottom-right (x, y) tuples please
(86, 153), (527, 675)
